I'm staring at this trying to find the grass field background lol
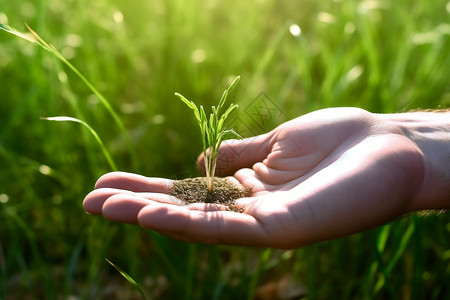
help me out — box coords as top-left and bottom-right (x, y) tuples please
(0, 0), (449, 299)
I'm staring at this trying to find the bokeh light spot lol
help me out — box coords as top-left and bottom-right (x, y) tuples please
(191, 49), (206, 63)
(289, 24), (302, 37)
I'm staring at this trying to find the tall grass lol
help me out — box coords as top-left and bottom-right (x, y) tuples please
(0, 0), (449, 299)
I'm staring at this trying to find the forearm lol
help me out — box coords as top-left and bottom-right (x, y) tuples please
(380, 110), (450, 210)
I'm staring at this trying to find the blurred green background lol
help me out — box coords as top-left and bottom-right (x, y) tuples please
(0, 0), (449, 299)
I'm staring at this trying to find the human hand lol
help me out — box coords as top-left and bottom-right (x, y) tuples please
(83, 107), (449, 248)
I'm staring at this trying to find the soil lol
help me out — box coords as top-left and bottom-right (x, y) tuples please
(171, 177), (252, 212)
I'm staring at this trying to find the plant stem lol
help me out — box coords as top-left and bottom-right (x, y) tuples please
(207, 153), (217, 192)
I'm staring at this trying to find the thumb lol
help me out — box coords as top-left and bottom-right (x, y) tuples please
(196, 133), (272, 176)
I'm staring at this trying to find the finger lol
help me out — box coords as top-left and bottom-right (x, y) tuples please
(223, 176), (242, 186)
(137, 203), (269, 246)
(94, 171), (173, 193)
(83, 188), (184, 215)
(234, 196), (258, 209)
(196, 133), (272, 176)
(102, 194), (154, 223)
(264, 151), (322, 172)
(83, 188), (134, 215)
(234, 168), (277, 192)
(252, 162), (305, 185)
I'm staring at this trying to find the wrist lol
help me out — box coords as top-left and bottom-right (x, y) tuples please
(381, 111), (450, 210)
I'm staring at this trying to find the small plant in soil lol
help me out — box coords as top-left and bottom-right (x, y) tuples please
(173, 76), (252, 210)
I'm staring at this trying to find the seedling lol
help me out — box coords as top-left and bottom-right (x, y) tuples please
(175, 76), (242, 192)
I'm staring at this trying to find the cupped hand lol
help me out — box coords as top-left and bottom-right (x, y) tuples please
(83, 107), (426, 248)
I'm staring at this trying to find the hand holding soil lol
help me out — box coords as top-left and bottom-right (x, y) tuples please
(83, 107), (450, 249)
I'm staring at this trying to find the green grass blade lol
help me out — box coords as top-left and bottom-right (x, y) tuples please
(105, 258), (147, 300)
(175, 92), (206, 131)
(386, 221), (415, 274)
(217, 90), (228, 114)
(0, 23), (138, 170)
(376, 224), (391, 253)
(247, 249), (272, 300)
(217, 76), (240, 112)
(218, 104), (239, 130)
(0, 22), (49, 49)
(41, 116), (117, 171)
(175, 93), (199, 116)
(64, 237), (84, 298)
(226, 76), (241, 94)
(217, 129), (242, 143)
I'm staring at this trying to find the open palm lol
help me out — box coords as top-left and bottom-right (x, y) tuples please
(84, 108), (425, 248)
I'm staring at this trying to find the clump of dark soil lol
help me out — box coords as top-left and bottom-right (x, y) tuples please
(171, 177), (252, 212)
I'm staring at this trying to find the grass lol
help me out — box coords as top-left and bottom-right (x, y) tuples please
(0, 0), (449, 299)
(175, 76), (241, 192)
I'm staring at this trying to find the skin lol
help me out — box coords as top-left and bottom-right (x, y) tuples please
(83, 107), (450, 249)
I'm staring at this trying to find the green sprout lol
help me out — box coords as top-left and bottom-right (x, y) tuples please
(175, 76), (242, 192)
